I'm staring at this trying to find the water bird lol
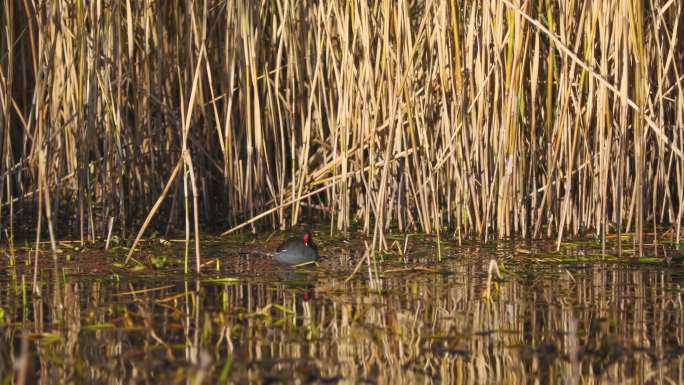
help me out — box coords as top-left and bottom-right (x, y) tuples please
(274, 232), (319, 266)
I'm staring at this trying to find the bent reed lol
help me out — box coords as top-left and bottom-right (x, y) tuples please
(1, 0), (683, 258)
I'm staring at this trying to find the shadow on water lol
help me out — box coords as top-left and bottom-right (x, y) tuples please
(1, 238), (684, 384)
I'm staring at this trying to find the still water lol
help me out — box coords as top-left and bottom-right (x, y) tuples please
(1, 237), (683, 384)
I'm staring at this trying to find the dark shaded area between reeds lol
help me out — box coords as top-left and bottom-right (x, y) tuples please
(1, 1), (683, 258)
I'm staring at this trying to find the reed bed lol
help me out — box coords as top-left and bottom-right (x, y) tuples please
(1, 0), (683, 256)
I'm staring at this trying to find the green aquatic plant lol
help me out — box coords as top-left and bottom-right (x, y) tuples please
(150, 255), (167, 270)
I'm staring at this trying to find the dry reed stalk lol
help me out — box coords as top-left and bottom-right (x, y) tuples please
(0, 0), (682, 259)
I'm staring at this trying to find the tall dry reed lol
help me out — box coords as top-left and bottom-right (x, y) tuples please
(1, 0), (683, 260)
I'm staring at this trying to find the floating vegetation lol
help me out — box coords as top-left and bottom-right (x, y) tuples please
(0, 239), (682, 384)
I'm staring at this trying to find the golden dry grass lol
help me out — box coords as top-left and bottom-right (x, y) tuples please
(1, 0), (683, 263)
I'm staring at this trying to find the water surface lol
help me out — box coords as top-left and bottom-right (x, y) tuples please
(1, 237), (683, 384)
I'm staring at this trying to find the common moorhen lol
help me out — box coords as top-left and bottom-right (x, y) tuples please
(274, 232), (319, 265)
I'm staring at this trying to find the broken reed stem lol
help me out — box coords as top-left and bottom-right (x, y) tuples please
(125, 157), (183, 265)
(105, 216), (114, 250)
